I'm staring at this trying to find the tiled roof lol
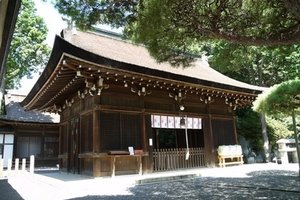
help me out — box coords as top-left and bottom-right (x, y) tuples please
(0, 91), (59, 123)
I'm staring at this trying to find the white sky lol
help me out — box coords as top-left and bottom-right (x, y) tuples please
(18, 0), (121, 94)
(34, 0), (67, 46)
(18, 0), (67, 94)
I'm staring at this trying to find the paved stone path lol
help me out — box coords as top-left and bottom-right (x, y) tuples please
(1, 163), (299, 200)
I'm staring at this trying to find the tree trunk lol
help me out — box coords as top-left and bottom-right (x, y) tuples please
(292, 109), (300, 177)
(260, 113), (270, 162)
(256, 55), (270, 162)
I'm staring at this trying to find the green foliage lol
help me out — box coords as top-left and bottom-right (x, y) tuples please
(236, 108), (263, 152)
(266, 116), (293, 149)
(128, 0), (203, 66)
(52, 0), (300, 66)
(207, 42), (300, 86)
(278, 114), (300, 133)
(6, 0), (50, 89)
(236, 109), (293, 152)
(53, 0), (139, 30)
(253, 79), (300, 115)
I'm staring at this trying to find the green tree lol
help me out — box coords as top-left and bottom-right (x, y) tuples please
(207, 42), (300, 87)
(236, 108), (263, 153)
(207, 41), (300, 160)
(53, 0), (300, 65)
(53, 0), (139, 30)
(253, 79), (300, 175)
(204, 41), (299, 161)
(253, 79), (300, 115)
(6, 0), (50, 89)
(236, 108), (293, 160)
(266, 116), (293, 148)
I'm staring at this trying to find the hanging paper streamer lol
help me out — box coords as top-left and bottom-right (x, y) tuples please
(151, 115), (202, 129)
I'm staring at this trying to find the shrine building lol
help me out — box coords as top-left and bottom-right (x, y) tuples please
(21, 29), (264, 176)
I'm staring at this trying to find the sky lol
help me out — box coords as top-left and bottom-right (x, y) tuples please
(18, 0), (121, 94)
(18, 0), (67, 94)
(34, 0), (67, 46)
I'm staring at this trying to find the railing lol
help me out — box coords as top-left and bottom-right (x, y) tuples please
(0, 156), (35, 178)
(153, 148), (205, 171)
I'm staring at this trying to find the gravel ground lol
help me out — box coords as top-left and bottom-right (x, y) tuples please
(71, 169), (300, 200)
(2, 163), (300, 200)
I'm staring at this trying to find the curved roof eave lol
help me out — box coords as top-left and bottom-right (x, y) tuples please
(21, 32), (265, 109)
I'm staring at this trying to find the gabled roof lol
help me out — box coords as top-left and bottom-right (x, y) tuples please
(0, 91), (59, 123)
(63, 30), (264, 91)
(22, 29), (264, 111)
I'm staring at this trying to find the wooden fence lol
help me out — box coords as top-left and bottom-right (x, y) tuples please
(153, 148), (205, 171)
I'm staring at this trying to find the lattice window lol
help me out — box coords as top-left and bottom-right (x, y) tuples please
(100, 112), (142, 151)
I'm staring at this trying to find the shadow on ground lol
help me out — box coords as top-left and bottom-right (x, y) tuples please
(0, 179), (23, 200)
(69, 170), (300, 200)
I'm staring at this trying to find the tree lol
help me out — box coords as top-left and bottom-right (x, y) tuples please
(253, 79), (300, 115)
(253, 79), (300, 175)
(207, 42), (300, 87)
(203, 41), (299, 161)
(53, 0), (139, 29)
(53, 0), (300, 65)
(6, 0), (50, 89)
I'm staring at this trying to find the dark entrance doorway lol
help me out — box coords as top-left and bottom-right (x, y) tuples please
(152, 128), (206, 171)
(153, 128), (204, 149)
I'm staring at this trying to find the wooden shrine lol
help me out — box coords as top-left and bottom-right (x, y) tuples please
(21, 29), (264, 176)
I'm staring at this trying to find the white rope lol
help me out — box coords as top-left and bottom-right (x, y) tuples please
(185, 115), (190, 160)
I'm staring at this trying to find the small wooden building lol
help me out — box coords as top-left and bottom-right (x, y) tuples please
(0, 91), (59, 167)
(21, 29), (263, 176)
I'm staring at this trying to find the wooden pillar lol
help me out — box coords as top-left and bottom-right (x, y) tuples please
(58, 125), (62, 158)
(93, 109), (100, 153)
(41, 125), (45, 161)
(58, 124), (64, 170)
(93, 109), (101, 176)
(141, 111), (147, 150)
(232, 116), (238, 144)
(203, 112), (215, 167)
(148, 115), (154, 174)
(142, 113), (153, 174)
(66, 119), (70, 172)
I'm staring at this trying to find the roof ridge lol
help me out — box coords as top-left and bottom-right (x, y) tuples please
(83, 28), (141, 47)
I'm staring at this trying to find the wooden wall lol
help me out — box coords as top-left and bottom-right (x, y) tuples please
(13, 124), (59, 167)
(58, 83), (237, 176)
